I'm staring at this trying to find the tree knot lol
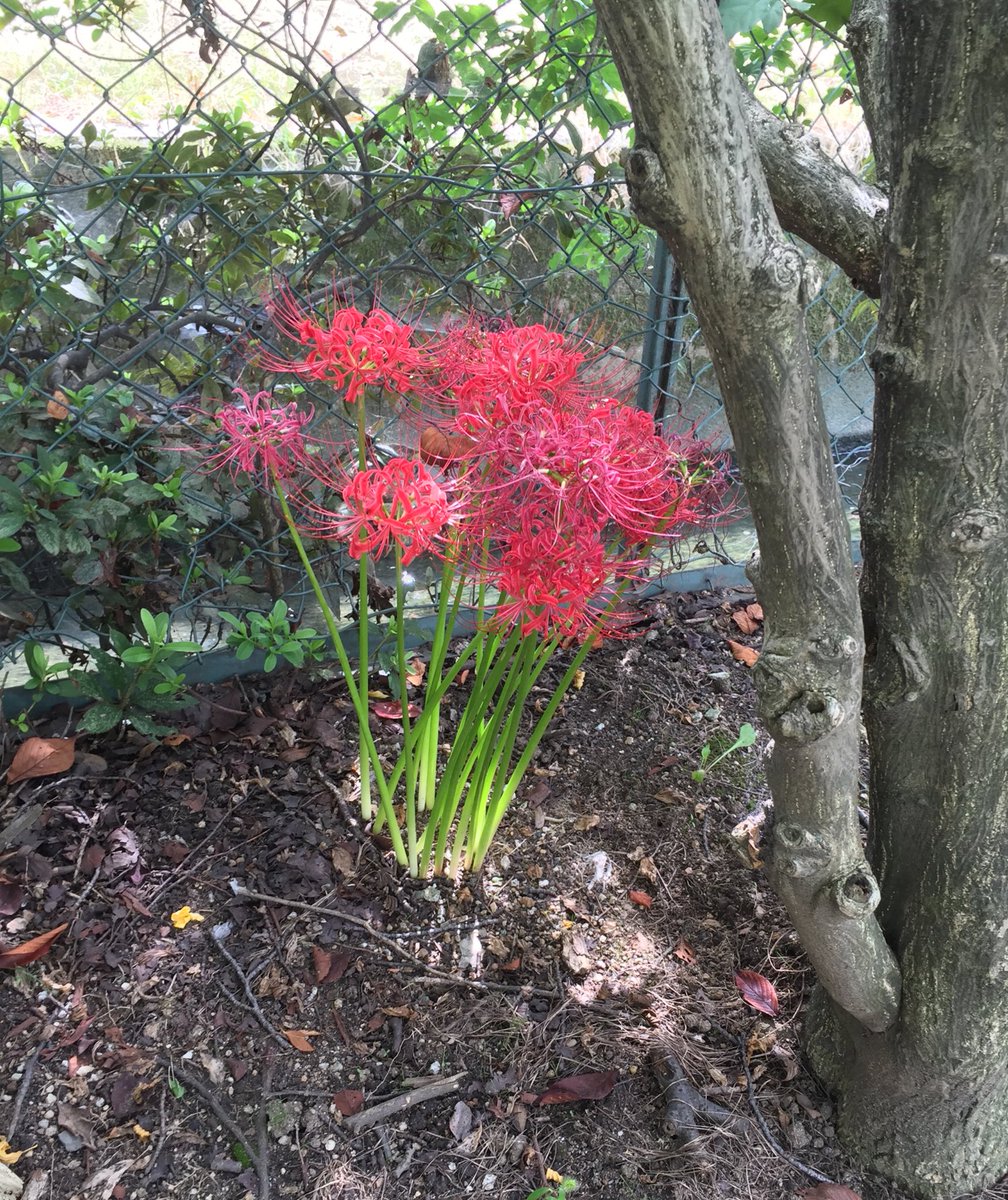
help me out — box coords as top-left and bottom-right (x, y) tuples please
(947, 508), (1005, 553)
(773, 822), (830, 877)
(831, 867), (882, 919)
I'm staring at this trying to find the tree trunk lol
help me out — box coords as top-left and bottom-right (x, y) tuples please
(804, 4), (1008, 1195)
(596, 0), (1008, 1194)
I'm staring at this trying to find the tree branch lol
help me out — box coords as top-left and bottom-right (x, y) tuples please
(621, 51), (887, 296)
(596, 0), (901, 1033)
(847, 0), (892, 186)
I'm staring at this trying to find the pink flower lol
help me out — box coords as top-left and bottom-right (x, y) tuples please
(262, 287), (425, 403)
(208, 389), (313, 481)
(334, 458), (452, 565)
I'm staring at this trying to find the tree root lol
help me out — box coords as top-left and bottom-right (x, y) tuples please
(649, 1050), (747, 1150)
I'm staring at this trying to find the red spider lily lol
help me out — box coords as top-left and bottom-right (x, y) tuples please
(207, 389), (313, 481)
(263, 286), (425, 404)
(332, 457), (452, 566)
(490, 510), (633, 640)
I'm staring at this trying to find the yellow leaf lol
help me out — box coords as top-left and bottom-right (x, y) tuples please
(133, 1124), (151, 1141)
(572, 668), (585, 690)
(170, 905), (205, 929)
(0, 1137), (29, 1164)
(545, 1168), (564, 1184)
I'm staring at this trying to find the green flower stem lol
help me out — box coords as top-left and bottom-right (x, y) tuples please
(418, 623), (524, 874)
(468, 631), (598, 871)
(394, 545), (418, 875)
(355, 401), (371, 820)
(271, 477), (407, 866)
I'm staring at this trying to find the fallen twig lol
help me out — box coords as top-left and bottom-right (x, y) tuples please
(157, 1057), (260, 1173)
(231, 884), (561, 1001)
(256, 1057), (274, 1200)
(205, 928), (291, 1054)
(344, 1071), (466, 1134)
(8, 1045), (42, 1140)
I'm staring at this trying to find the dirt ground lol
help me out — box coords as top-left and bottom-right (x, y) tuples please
(2, 587), (1004, 1200)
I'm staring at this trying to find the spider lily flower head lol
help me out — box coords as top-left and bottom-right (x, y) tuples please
(262, 285), (426, 404)
(208, 389), (314, 482)
(489, 509), (633, 641)
(324, 457), (453, 566)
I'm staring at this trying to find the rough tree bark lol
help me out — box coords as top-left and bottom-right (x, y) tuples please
(595, 1), (1008, 1196)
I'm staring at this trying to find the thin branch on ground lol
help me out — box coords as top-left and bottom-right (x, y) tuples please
(256, 1056), (275, 1200)
(343, 1071), (466, 1134)
(205, 928), (292, 1054)
(8, 1046), (42, 1141)
(231, 884), (561, 1000)
(158, 1057), (261, 1173)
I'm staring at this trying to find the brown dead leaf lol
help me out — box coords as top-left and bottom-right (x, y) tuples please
(573, 814), (600, 831)
(283, 1029), (319, 1053)
(7, 736), (76, 784)
(47, 391), (71, 420)
(381, 1004), (415, 1019)
(800, 1187), (863, 1200)
(727, 640), (759, 667)
(312, 946), (352, 984)
(537, 1069), (619, 1106)
(57, 1101), (97, 1148)
(0, 922), (69, 968)
(419, 425), (472, 467)
(628, 890), (653, 909)
(731, 609), (759, 635)
(637, 855), (658, 883)
(332, 1088), (364, 1117)
(673, 938), (696, 964)
(747, 602), (764, 622)
(653, 787), (688, 805)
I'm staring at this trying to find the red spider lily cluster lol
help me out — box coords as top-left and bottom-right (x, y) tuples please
(211, 297), (728, 641)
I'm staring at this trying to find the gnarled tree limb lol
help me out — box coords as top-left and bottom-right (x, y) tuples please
(596, 0), (901, 1033)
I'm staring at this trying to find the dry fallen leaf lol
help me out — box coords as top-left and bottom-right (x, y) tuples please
(0, 922), (69, 969)
(545, 1168), (565, 1184)
(7, 736), (76, 784)
(800, 1187), (863, 1200)
(628, 889), (653, 909)
(370, 700), (421, 720)
(734, 969), (780, 1016)
(381, 1004), (415, 1019)
(731, 609), (759, 635)
(0, 1137), (28, 1164)
(312, 946), (352, 984)
(332, 1088), (364, 1117)
(747, 602), (764, 622)
(537, 1070), (619, 1106)
(283, 1029), (319, 1053)
(47, 391), (71, 419)
(132, 1124), (151, 1141)
(727, 640), (760, 667)
(573, 814), (600, 831)
(572, 668), (585, 690)
(673, 938), (696, 964)
(448, 1100), (473, 1142)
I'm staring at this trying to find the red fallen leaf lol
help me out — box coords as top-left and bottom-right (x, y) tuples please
(800, 1187), (863, 1200)
(161, 733), (190, 747)
(500, 957), (522, 972)
(283, 1029), (319, 1053)
(628, 890), (653, 909)
(727, 640), (759, 667)
(332, 1088), (364, 1117)
(7, 736), (76, 784)
(734, 969), (779, 1016)
(537, 1069), (619, 1106)
(0, 921), (69, 968)
(370, 700), (421, 720)
(731, 609), (759, 635)
(499, 192), (522, 219)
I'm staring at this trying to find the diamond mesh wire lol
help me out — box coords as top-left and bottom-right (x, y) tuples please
(0, 0), (873, 671)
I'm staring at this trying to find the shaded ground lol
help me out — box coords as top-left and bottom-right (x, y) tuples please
(1, 589), (1002, 1200)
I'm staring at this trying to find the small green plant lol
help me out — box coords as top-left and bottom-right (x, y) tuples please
(525, 1178), (579, 1200)
(73, 609), (201, 736)
(692, 722), (757, 783)
(220, 599), (326, 672)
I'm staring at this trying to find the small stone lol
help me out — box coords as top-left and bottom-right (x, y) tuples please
(323, 1138), (336, 1152)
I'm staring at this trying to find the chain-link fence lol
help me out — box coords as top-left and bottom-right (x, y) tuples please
(0, 0), (875, 695)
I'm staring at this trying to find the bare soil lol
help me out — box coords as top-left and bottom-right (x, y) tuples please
(1, 588), (1001, 1200)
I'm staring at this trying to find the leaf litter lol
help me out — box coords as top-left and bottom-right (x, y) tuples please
(0, 588), (864, 1198)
